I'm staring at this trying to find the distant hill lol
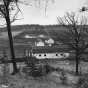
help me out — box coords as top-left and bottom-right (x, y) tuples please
(0, 24), (66, 32)
(0, 24), (88, 32)
(0, 24), (67, 48)
(0, 24), (66, 40)
(0, 24), (88, 46)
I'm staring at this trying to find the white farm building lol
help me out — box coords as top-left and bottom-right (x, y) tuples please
(25, 46), (70, 59)
(33, 52), (69, 59)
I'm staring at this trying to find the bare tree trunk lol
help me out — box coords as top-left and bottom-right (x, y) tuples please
(75, 50), (80, 75)
(5, 7), (18, 74)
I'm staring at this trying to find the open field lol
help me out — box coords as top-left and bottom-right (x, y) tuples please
(0, 72), (77, 88)
(0, 61), (80, 88)
(0, 59), (85, 88)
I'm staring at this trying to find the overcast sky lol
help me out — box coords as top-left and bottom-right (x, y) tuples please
(13, 0), (86, 25)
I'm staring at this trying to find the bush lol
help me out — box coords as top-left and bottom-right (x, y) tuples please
(60, 71), (67, 85)
(24, 57), (57, 78)
(44, 64), (56, 74)
(30, 66), (43, 77)
(25, 56), (39, 68)
(75, 76), (88, 88)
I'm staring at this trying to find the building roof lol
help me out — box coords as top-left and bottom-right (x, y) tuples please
(32, 46), (71, 53)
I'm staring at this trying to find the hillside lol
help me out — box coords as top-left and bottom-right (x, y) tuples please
(0, 25), (66, 45)
(0, 24), (66, 32)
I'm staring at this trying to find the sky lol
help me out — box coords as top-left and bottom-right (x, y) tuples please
(13, 0), (86, 25)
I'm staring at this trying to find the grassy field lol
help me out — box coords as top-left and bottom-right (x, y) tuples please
(0, 63), (79, 88)
(0, 73), (74, 88)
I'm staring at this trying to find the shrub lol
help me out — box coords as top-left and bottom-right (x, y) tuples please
(30, 66), (43, 77)
(25, 56), (39, 68)
(60, 71), (67, 85)
(24, 57), (57, 78)
(75, 76), (88, 88)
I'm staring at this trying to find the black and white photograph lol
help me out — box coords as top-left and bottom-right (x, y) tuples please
(0, 0), (88, 88)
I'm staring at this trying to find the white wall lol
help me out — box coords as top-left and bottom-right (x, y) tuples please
(35, 41), (45, 46)
(33, 53), (70, 59)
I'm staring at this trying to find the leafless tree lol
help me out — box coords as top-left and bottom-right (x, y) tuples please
(57, 12), (88, 75)
(0, 0), (22, 74)
(0, 0), (54, 74)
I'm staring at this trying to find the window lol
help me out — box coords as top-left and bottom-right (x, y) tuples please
(39, 54), (41, 56)
(60, 53), (63, 56)
(56, 54), (58, 56)
(44, 54), (46, 56)
(60, 53), (66, 57)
